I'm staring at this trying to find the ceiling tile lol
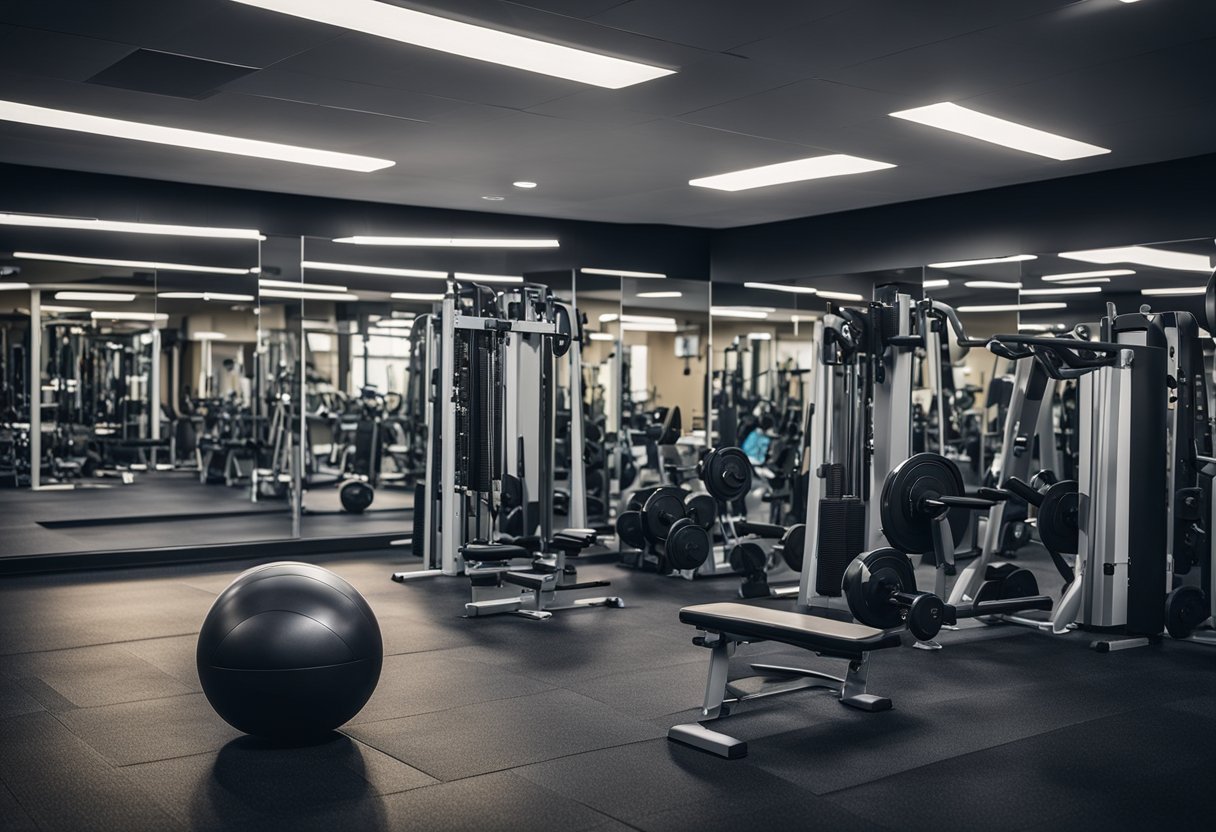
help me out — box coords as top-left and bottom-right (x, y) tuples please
(588, 0), (850, 51)
(223, 69), (461, 122)
(0, 26), (134, 83)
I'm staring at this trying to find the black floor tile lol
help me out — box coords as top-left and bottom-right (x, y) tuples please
(0, 675), (44, 719)
(7, 644), (194, 709)
(829, 701), (1216, 832)
(344, 688), (664, 780)
(0, 711), (184, 831)
(120, 636), (204, 693)
(0, 781), (38, 832)
(58, 692), (243, 766)
(346, 652), (554, 724)
(123, 733), (436, 829)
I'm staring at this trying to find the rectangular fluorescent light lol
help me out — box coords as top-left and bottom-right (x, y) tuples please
(1141, 287), (1207, 297)
(743, 282), (817, 295)
(923, 279), (950, 289)
(1019, 323), (1068, 332)
(602, 314), (677, 326)
(232, 0), (673, 89)
(711, 307), (769, 319)
(929, 255), (1036, 268)
(90, 311), (167, 322)
(890, 102), (1109, 160)
(303, 260), (447, 279)
(636, 291), (682, 298)
(580, 267), (665, 278)
(0, 213), (262, 240)
(14, 251), (251, 274)
(1021, 286), (1102, 296)
(690, 154), (895, 192)
(1059, 246), (1212, 273)
(338, 237), (559, 248)
(40, 304), (88, 312)
(815, 290), (865, 302)
(259, 288), (360, 301)
(158, 291), (255, 302)
(621, 322), (677, 333)
(0, 281), (30, 290)
(589, 332), (615, 341)
(747, 332), (772, 341)
(371, 318), (414, 328)
(390, 292), (444, 301)
(453, 272), (524, 284)
(1042, 269), (1134, 282)
(0, 99), (392, 172)
(191, 331), (228, 340)
(56, 291), (136, 302)
(963, 281), (1023, 289)
(957, 302), (1068, 313)
(259, 279), (347, 292)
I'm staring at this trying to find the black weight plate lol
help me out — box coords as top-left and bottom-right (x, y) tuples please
(843, 548), (916, 630)
(684, 492), (716, 529)
(975, 567), (1040, 604)
(552, 304), (572, 356)
(906, 593), (946, 641)
(339, 480), (374, 513)
(880, 453), (964, 554)
(616, 511), (647, 550)
(620, 454), (637, 491)
(586, 470), (604, 494)
(728, 541), (767, 575)
(1037, 481), (1079, 556)
(643, 488), (687, 542)
(626, 487), (656, 512)
(1166, 585), (1208, 640)
(701, 446), (753, 502)
(778, 523), (806, 572)
(1206, 270), (1216, 334)
(665, 518), (711, 570)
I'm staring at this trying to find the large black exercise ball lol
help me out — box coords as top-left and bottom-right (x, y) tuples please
(197, 562), (382, 741)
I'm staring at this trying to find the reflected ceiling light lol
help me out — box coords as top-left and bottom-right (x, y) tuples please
(259, 289), (360, 301)
(622, 322), (677, 333)
(40, 304), (88, 312)
(303, 261), (447, 279)
(599, 313), (618, 323)
(747, 332), (772, 341)
(890, 102), (1109, 160)
(0, 99), (393, 172)
(580, 267), (666, 278)
(957, 302), (1068, 312)
(711, 307), (769, 319)
(337, 236), (559, 248)
(231, 0), (674, 88)
(1019, 323), (1068, 332)
(192, 331), (228, 340)
(513, 181), (538, 189)
(637, 291), (682, 298)
(690, 154), (895, 192)
(0, 213), (263, 240)
(367, 326), (412, 336)
(1021, 286), (1102, 296)
(453, 272), (524, 284)
(90, 311), (167, 321)
(964, 281), (1023, 289)
(481, 195), (505, 201)
(0, 281), (30, 290)
(743, 281), (817, 294)
(259, 278), (347, 292)
(13, 251), (253, 274)
(922, 279), (950, 289)
(1059, 246), (1211, 273)
(1141, 286), (1208, 296)
(601, 314), (678, 326)
(588, 332), (615, 341)
(371, 318), (414, 328)
(1041, 269), (1134, 282)
(390, 292), (444, 301)
(55, 291), (136, 302)
(815, 290), (865, 301)
(158, 291), (256, 302)
(928, 254), (1036, 268)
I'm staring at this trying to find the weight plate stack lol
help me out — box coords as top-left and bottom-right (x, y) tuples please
(843, 548), (917, 630)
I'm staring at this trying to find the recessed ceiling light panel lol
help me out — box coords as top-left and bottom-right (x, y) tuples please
(890, 102), (1109, 160)
(690, 154), (895, 192)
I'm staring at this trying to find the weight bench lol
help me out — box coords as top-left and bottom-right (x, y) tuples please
(669, 602), (902, 758)
(463, 529), (622, 620)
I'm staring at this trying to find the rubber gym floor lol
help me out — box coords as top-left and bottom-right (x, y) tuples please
(0, 544), (1213, 832)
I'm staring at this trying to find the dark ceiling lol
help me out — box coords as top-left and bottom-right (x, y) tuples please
(0, 0), (1213, 228)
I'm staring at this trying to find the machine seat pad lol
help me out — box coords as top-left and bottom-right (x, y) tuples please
(461, 542), (530, 560)
(679, 602), (902, 654)
(503, 571), (552, 591)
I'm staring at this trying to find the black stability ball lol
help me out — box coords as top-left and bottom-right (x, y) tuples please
(196, 562), (383, 741)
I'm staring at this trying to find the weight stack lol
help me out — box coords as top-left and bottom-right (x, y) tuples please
(815, 497), (865, 597)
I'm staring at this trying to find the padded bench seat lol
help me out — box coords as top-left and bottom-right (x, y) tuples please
(461, 542), (531, 561)
(679, 602), (902, 659)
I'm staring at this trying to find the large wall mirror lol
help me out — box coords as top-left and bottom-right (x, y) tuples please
(574, 271), (621, 530)
(0, 220), (263, 560)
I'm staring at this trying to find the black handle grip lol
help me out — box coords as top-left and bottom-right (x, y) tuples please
(1002, 477), (1044, 507)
